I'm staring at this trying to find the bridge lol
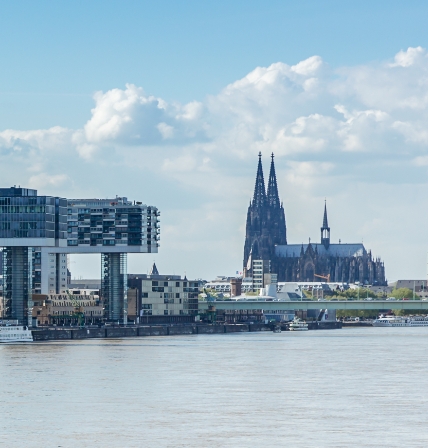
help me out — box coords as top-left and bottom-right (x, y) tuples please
(198, 300), (428, 312)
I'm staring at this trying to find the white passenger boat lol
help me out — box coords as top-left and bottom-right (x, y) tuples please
(0, 322), (33, 343)
(372, 315), (428, 327)
(289, 317), (308, 331)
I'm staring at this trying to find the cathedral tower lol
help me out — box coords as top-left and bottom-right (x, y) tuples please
(243, 153), (287, 274)
(320, 201), (330, 249)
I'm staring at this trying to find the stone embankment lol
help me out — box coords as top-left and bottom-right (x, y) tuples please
(31, 323), (272, 341)
(341, 321), (372, 327)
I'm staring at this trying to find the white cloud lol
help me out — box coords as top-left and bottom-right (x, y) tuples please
(84, 84), (165, 144)
(28, 173), (70, 189)
(157, 122), (174, 140)
(391, 46), (425, 67)
(2, 49), (428, 280)
(0, 126), (72, 154)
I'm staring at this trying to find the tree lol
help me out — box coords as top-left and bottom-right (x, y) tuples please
(336, 309), (380, 319)
(390, 288), (419, 300)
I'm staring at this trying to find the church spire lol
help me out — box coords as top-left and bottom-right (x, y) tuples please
(321, 200), (330, 249)
(252, 152), (267, 208)
(267, 152), (280, 208)
(323, 200), (329, 228)
(149, 262), (159, 275)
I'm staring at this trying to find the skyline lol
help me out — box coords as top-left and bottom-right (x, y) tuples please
(1, 2), (428, 281)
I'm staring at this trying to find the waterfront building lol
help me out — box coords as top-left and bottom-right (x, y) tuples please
(32, 293), (103, 326)
(0, 187), (159, 325)
(243, 154), (387, 287)
(204, 276), (253, 294)
(128, 264), (200, 323)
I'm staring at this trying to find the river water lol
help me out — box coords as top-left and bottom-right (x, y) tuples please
(1, 327), (428, 447)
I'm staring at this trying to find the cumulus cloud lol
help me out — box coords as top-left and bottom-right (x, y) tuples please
(0, 126), (72, 154)
(390, 46), (426, 67)
(2, 48), (428, 280)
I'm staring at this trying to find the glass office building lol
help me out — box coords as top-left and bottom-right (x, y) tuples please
(0, 188), (159, 325)
(64, 197), (160, 323)
(0, 187), (67, 324)
(0, 187), (67, 242)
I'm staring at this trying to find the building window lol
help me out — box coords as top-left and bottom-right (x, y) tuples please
(176, 293), (180, 298)
(163, 282), (168, 287)
(164, 310), (168, 315)
(175, 282), (180, 287)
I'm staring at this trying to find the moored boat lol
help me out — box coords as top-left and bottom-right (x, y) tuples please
(0, 321), (33, 343)
(372, 315), (428, 327)
(289, 317), (308, 331)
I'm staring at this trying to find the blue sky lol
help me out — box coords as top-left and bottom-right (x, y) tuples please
(1, 0), (428, 128)
(1, 1), (428, 281)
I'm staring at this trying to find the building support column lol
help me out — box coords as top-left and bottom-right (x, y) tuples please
(101, 253), (127, 324)
(2, 247), (33, 325)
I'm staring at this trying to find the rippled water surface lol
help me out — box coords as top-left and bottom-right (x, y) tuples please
(1, 327), (428, 447)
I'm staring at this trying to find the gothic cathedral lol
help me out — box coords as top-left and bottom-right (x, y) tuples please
(243, 153), (386, 286)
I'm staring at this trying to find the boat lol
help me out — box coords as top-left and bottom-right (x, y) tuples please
(0, 321), (33, 343)
(372, 315), (428, 327)
(288, 317), (308, 331)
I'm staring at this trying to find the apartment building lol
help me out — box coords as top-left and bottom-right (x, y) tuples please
(128, 264), (200, 322)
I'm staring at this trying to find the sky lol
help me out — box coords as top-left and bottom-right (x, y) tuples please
(1, 0), (428, 282)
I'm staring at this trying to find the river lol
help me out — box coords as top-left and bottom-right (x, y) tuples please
(1, 327), (428, 447)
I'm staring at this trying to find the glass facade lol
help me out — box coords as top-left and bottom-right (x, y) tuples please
(0, 188), (67, 240)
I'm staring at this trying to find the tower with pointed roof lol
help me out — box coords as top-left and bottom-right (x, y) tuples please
(149, 262), (159, 276)
(321, 200), (330, 249)
(243, 153), (287, 275)
(243, 156), (386, 285)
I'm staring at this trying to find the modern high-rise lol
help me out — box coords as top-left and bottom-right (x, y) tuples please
(0, 187), (159, 325)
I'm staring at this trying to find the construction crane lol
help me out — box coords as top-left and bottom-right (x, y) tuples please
(314, 273), (330, 283)
(65, 290), (85, 327)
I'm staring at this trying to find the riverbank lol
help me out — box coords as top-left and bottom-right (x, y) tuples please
(31, 323), (271, 341)
(31, 321), (342, 341)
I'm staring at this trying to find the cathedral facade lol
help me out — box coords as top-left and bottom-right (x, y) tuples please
(243, 153), (386, 286)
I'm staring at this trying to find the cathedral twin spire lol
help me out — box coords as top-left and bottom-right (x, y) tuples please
(252, 152), (281, 209)
(244, 152), (287, 270)
(252, 152), (267, 207)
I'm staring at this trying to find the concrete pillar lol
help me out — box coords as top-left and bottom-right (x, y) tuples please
(101, 253), (127, 324)
(2, 247), (33, 325)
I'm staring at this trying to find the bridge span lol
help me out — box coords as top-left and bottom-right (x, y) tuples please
(199, 300), (428, 312)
